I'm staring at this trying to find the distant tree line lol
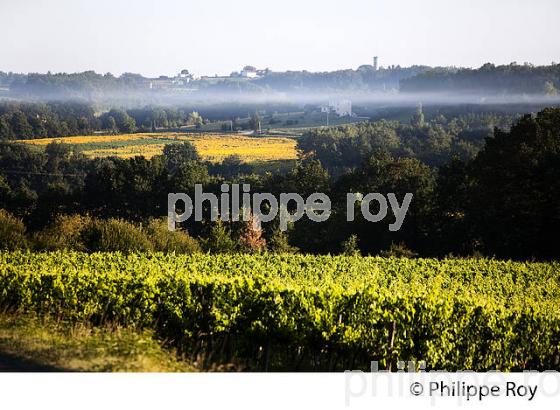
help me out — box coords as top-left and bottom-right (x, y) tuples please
(3, 64), (560, 99)
(2, 67), (431, 99)
(0, 102), (98, 139)
(249, 65), (432, 92)
(400, 63), (560, 95)
(0, 101), (205, 139)
(8, 71), (149, 100)
(0, 71), (26, 88)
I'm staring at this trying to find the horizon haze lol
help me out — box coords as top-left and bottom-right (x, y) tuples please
(1, 0), (559, 77)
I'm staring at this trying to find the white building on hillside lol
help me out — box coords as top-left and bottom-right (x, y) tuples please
(322, 100), (352, 117)
(173, 69), (194, 85)
(240, 66), (258, 78)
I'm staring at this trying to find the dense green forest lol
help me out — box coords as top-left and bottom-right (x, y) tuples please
(298, 108), (516, 169)
(1, 107), (559, 260)
(400, 63), (560, 95)
(0, 102), (207, 139)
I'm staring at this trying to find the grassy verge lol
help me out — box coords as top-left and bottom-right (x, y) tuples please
(0, 313), (195, 372)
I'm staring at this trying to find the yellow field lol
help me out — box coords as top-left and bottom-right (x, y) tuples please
(18, 133), (153, 146)
(16, 133), (298, 162)
(82, 144), (168, 159)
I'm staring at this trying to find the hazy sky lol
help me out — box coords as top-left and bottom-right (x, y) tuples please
(1, 0), (559, 77)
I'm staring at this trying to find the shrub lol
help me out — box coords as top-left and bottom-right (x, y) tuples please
(379, 242), (418, 258)
(202, 220), (237, 253)
(341, 234), (360, 256)
(145, 218), (200, 254)
(35, 215), (202, 254)
(33, 214), (92, 251)
(0, 209), (28, 250)
(267, 228), (297, 254)
(82, 219), (153, 252)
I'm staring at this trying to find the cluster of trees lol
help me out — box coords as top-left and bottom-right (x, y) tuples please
(0, 102), (98, 139)
(127, 108), (203, 131)
(0, 101), (205, 139)
(1, 107), (559, 260)
(99, 108), (204, 133)
(298, 107), (516, 171)
(0, 211), (199, 253)
(0, 141), (288, 254)
(0, 71), (26, 88)
(0, 209), (277, 255)
(401, 63), (560, 95)
(9, 71), (150, 100)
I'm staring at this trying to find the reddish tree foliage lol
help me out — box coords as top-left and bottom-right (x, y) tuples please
(238, 214), (266, 253)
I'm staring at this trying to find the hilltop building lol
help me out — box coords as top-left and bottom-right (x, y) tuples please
(238, 66), (269, 78)
(149, 66), (269, 89)
(241, 66), (258, 78)
(358, 57), (380, 72)
(173, 69), (194, 85)
(149, 76), (173, 90)
(149, 69), (196, 89)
